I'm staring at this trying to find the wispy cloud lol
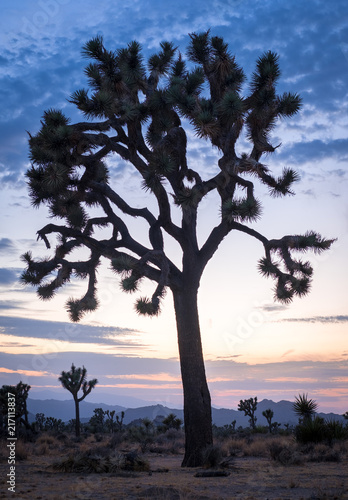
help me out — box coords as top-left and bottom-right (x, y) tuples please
(281, 315), (348, 324)
(0, 315), (142, 347)
(0, 268), (19, 285)
(0, 238), (16, 252)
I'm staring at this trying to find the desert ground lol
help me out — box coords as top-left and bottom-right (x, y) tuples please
(1, 432), (347, 499)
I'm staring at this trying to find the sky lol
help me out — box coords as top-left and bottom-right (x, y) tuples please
(0, 0), (347, 414)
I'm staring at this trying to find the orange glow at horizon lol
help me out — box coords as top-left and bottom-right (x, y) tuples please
(0, 367), (49, 377)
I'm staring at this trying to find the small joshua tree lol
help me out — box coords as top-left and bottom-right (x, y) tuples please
(262, 408), (274, 433)
(59, 364), (98, 437)
(162, 413), (183, 431)
(293, 393), (318, 423)
(0, 381), (31, 430)
(35, 412), (46, 431)
(115, 410), (125, 432)
(238, 397), (258, 429)
(89, 407), (105, 433)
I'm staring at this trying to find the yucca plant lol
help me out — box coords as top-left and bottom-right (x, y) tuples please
(295, 416), (326, 444)
(293, 393), (318, 423)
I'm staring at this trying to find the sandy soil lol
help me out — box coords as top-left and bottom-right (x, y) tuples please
(1, 449), (348, 500)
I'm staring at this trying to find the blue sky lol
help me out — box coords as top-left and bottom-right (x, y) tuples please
(0, 0), (347, 413)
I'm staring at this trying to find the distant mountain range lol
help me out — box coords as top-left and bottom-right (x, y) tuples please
(27, 398), (345, 427)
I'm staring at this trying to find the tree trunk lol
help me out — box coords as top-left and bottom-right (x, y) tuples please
(173, 285), (213, 467)
(74, 397), (80, 438)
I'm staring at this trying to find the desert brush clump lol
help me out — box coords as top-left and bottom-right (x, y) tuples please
(201, 444), (224, 468)
(52, 450), (149, 473)
(13, 440), (28, 461)
(148, 428), (185, 454)
(269, 440), (303, 465)
(295, 416), (348, 445)
(34, 434), (64, 456)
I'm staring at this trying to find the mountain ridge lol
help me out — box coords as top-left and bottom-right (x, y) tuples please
(27, 398), (345, 427)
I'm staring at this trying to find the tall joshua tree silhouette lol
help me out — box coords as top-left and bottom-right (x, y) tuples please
(59, 364), (98, 437)
(22, 30), (335, 466)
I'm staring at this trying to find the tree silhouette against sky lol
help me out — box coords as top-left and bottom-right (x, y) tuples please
(21, 31), (334, 466)
(59, 364), (97, 437)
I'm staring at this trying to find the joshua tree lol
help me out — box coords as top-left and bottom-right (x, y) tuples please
(115, 410), (125, 432)
(59, 364), (98, 437)
(162, 413), (183, 430)
(21, 31), (335, 466)
(0, 381), (31, 430)
(35, 412), (46, 431)
(262, 408), (274, 433)
(238, 397), (258, 429)
(293, 393), (318, 423)
(89, 407), (105, 433)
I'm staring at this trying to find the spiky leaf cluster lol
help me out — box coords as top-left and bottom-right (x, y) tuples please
(222, 196), (262, 223)
(66, 295), (98, 322)
(135, 297), (160, 316)
(257, 230), (335, 303)
(293, 393), (318, 422)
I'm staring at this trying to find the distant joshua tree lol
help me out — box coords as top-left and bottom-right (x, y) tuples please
(238, 397), (258, 429)
(59, 364), (98, 437)
(293, 393), (318, 423)
(35, 412), (46, 431)
(0, 381), (31, 430)
(162, 413), (183, 430)
(262, 408), (274, 433)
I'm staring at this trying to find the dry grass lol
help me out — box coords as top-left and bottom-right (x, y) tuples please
(1, 431), (347, 499)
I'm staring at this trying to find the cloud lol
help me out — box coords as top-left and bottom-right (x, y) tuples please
(0, 268), (19, 285)
(0, 238), (16, 253)
(278, 139), (348, 164)
(256, 304), (288, 313)
(0, 0), (346, 193)
(0, 301), (23, 310)
(0, 350), (347, 411)
(281, 315), (348, 324)
(0, 315), (142, 346)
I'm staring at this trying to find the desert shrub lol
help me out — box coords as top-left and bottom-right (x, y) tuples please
(36, 434), (57, 446)
(201, 444), (223, 468)
(325, 419), (348, 442)
(253, 425), (268, 434)
(55, 433), (68, 441)
(148, 429), (184, 454)
(52, 450), (149, 473)
(162, 428), (183, 441)
(34, 434), (63, 456)
(242, 437), (270, 457)
(15, 440), (28, 460)
(212, 424), (235, 439)
(295, 416), (326, 444)
(108, 431), (126, 448)
(269, 441), (302, 465)
(295, 417), (348, 445)
(307, 443), (341, 462)
(126, 424), (155, 453)
(224, 437), (245, 457)
(17, 427), (36, 442)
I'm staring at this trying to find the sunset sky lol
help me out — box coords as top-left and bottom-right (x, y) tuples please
(0, 0), (347, 413)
